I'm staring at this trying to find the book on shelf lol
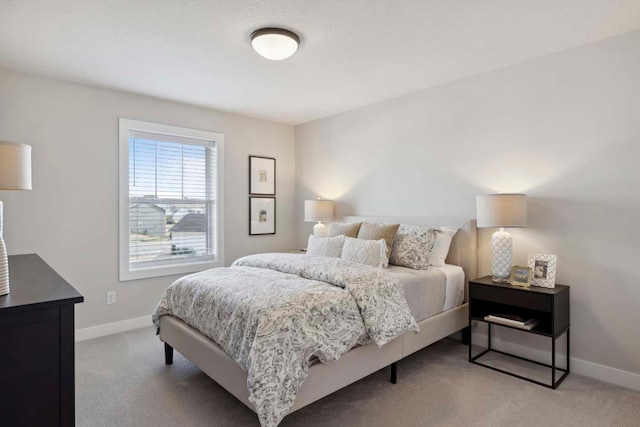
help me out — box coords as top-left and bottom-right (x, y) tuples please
(484, 314), (540, 330)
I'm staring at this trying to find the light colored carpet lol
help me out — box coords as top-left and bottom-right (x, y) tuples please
(76, 327), (640, 426)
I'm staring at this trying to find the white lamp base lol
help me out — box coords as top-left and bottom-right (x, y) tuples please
(491, 228), (512, 283)
(0, 201), (9, 296)
(313, 222), (327, 237)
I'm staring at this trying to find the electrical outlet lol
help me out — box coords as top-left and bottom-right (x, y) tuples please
(106, 291), (116, 305)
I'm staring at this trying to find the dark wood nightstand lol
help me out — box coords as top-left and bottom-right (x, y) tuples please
(468, 275), (570, 389)
(0, 254), (84, 426)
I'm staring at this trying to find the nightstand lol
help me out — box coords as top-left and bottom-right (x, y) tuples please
(468, 276), (570, 389)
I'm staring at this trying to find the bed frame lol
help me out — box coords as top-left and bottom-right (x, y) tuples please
(160, 217), (477, 416)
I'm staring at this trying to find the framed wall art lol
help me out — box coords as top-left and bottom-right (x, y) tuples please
(249, 197), (276, 235)
(249, 155), (276, 195)
(528, 253), (557, 288)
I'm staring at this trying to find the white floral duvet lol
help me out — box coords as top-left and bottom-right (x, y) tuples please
(152, 253), (418, 427)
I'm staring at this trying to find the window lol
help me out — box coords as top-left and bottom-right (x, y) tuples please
(119, 119), (224, 281)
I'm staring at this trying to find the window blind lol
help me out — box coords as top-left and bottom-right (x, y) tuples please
(128, 130), (217, 270)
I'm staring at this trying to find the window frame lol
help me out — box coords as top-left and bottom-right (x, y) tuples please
(118, 118), (225, 281)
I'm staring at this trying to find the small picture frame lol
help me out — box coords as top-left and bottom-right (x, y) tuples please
(249, 156), (276, 195)
(249, 197), (276, 235)
(528, 253), (557, 288)
(509, 265), (532, 287)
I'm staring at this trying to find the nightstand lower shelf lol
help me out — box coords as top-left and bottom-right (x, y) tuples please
(469, 321), (570, 389)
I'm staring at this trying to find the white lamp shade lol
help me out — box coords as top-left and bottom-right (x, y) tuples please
(0, 141), (32, 190)
(304, 200), (334, 222)
(476, 194), (527, 228)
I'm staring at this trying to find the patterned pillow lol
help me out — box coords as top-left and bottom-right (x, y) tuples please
(341, 237), (388, 268)
(389, 225), (440, 269)
(357, 222), (400, 259)
(307, 234), (345, 258)
(327, 222), (362, 238)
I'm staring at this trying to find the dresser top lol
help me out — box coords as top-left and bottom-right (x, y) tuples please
(0, 254), (84, 313)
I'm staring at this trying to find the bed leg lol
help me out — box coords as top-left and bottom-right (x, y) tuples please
(390, 362), (397, 384)
(165, 342), (174, 365)
(461, 326), (471, 345)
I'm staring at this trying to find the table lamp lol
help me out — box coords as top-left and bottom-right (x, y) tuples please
(0, 141), (33, 296)
(304, 199), (334, 237)
(476, 194), (527, 283)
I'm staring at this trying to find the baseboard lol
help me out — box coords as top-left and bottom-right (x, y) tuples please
(471, 332), (640, 392)
(75, 315), (152, 342)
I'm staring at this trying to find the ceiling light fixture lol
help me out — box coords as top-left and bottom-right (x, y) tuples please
(251, 28), (300, 61)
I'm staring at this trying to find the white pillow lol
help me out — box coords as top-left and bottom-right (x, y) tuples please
(307, 234), (345, 258)
(341, 237), (388, 268)
(430, 227), (457, 267)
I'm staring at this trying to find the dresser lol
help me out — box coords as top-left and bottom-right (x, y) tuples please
(0, 254), (84, 426)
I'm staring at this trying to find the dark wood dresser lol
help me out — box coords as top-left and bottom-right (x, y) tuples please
(0, 254), (84, 426)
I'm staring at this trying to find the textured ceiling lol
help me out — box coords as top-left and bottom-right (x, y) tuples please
(0, 0), (639, 125)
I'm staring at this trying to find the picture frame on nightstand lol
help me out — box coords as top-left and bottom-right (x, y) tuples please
(528, 253), (557, 288)
(509, 265), (532, 287)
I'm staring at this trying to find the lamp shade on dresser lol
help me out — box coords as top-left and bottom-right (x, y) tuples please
(0, 140), (32, 296)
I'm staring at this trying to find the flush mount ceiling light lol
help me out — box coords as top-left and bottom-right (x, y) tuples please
(251, 28), (300, 60)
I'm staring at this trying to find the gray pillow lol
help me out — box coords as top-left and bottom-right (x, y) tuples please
(328, 222), (362, 238)
(357, 222), (400, 259)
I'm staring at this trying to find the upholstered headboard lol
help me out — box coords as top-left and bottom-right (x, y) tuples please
(343, 216), (477, 302)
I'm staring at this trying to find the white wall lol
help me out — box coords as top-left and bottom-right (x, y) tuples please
(296, 31), (640, 376)
(0, 68), (296, 329)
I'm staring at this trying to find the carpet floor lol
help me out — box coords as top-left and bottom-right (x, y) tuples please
(76, 327), (640, 426)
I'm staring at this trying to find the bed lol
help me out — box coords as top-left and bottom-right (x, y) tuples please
(155, 216), (477, 426)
